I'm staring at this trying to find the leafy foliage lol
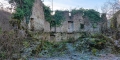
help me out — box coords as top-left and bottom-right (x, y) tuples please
(0, 31), (24, 60)
(33, 40), (67, 57)
(71, 8), (101, 22)
(71, 8), (84, 15)
(43, 5), (52, 22)
(74, 33), (111, 53)
(43, 5), (65, 27)
(84, 9), (101, 22)
(93, 23), (97, 28)
(13, 8), (24, 20)
(53, 10), (65, 26)
(9, 0), (34, 24)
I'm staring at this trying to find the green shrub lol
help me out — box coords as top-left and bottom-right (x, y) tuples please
(75, 33), (111, 53)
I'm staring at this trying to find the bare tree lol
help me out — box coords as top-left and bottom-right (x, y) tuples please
(101, 0), (120, 18)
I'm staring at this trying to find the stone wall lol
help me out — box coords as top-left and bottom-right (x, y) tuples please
(49, 32), (83, 42)
(60, 11), (70, 32)
(0, 10), (12, 31)
(113, 10), (120, 30)
(44, 20), (50, 32)
(117, 14), (120, 29)
(72, 13), (84, 32)
(61, 21), (68, 32)
(28, 0), (50, 32)
(50, 11), (102, 33)
(49, 11), (103, 41)
(50, 11), (84, 33)
(84, 22), (101, 33)
(26, 0), (50, 40)
(27, 0), (106, 41)
(50, 33), (67, 42)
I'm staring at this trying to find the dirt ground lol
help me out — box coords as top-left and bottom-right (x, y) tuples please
(29, 52), (120, 60)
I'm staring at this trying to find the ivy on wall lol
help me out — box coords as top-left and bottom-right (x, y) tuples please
(43, 5), (52, 23)
(44, 7), (101, 27)
(84, 9), (101, 23)
(71, 8), (84, 15)
(43, 5), (65, 27)
(53, 10), (65, 26)
(71, 8), (101, 23)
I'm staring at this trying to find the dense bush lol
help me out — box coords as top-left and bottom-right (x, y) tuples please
(31, 33), (113, 57)
(9, 0), (35, 24)
(53, 10), (65, 26)
(43, 5), (65, 27)
(71, 8), (101, 23)
(32, 40), (67, 57)
(74, 33), (112, 53)
(0, 30), (24, 60)
(43, 5), (52, 23)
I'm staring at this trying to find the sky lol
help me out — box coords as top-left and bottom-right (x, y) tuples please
(43, 0), (110, 12)
(0, 0), (11, 8)
(0, 0), (116, 13)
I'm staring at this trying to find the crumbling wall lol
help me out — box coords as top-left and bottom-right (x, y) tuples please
(74, 33), (81, 40)
(61, 21), (68, 32)
(117, 14), (120, 30)
(26, 0), (50, 40)
(72, 13), (84, 32)
(55, 33), (62, 42)
(49, 11), (103, 41)
(28, 0), (45, 31)
(61, 11), (70, 32)
(51, 11), (84, 33)
(0, 10), (12, 31)
(28, 1), (105, 41)
(111, 10), (120, 31)
(56, 27), (61, 32)
(44, 20), (50, 32)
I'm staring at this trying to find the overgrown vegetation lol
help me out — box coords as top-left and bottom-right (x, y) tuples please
(44, 7), (101, 27)
(0, 30), (24, 60)
(0, 0), (120, 59)
(9, 0), (35, 24)
(43, 5), (65, 27)
(71, 8), (101, 23)
(71, 8), (84, 15)
(74, 33), (112, 54)
(110, 10), (120, 29)
(43, 5), (52, 23)
(53, 10), (65, 26)
(28, 33), (113, 57)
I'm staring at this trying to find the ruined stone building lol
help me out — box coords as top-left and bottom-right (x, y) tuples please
(28, 0), (50, 32)
(0, 10), (12, 31)
(115, 11), (120, 31)
(101, 13), (108, 33)
(110, 10), (120, 31)
(26, 0), (108, 41)
(50, 11), (106, 41)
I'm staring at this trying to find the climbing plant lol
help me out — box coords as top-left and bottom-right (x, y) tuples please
(53, 10), (65, 26)
(9, 0), (35, 24)
(43, 5), (52, 22)
(43, 5), (65, 27)
(71, 8), (101, 23)
(71, 8), (85, 15)
(84, 9), (101, 22)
